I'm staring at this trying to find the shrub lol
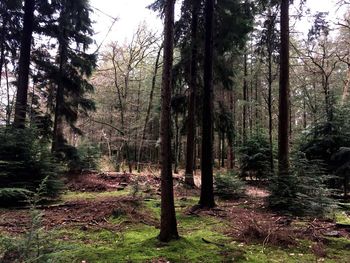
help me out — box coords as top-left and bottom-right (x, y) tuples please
(269, 153), (334, 217)
(298, 104), (350, 197)
(0, 179), (58, 262)
(239, 134), (273, 180)
(0, 127), (63, 206)
(64, 140), (101, 172)
(214, 171), (246, 199)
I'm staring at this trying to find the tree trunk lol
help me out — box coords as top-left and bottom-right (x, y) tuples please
(278, 0), (290, 177)
(242, 53), (248, 144)
(221, 134), (225, 168)
(13, 0), (35, 129)
(158, 0), (179, 243)
(199, 0), (215, 209)
(184, 0), (200, 187)
(174, 112), (179, 174)
(268, 51), (274, 172)
(227, 90), (234, 170)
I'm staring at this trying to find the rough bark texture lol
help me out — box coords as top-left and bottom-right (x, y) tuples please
(184, 0), (200, 187)
(199, 0), (215, 209)
(158, 0), (179, 242)
(13, 0), (35, 128)
(278, 0), (290, 177)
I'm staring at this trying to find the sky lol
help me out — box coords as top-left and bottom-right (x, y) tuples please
(89, 0), (345, 50)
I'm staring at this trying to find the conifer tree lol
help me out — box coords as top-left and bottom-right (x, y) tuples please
(13, 0), (35, 128)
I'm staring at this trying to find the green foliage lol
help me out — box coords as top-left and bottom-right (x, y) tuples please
(65, 140), (101, 172)
(214, 171), (246, 200)
(0, 178), (58, 262)
(0, 188), (33, 206)
(298, 104), (350, 196)
(239, 134), (272, 180)
(269, 154), (334, 217)
(0, 128), (63, 206)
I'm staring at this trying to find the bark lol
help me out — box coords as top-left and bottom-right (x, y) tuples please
(158, 0), (179, 242)
(174, 112), (179, 174)
(5, 63), (13, 126)
(268, 50), (274, 172)
(278, 0), (290, 176)
(227, 90), (234, 170)
(199, 0), (215, 209)
(13, 0), (35, 128)
(184, 0), (200, 187)
(221, 135), (225, 168)
(242, 53), (248, 144)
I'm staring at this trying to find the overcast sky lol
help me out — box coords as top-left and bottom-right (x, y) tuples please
(89, 0), (344, 50)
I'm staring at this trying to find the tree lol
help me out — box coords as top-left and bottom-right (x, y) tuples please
(256, 6), (279, 171)
(158, 0), (179, 242)
(30, 0), (96, 153)
(184, 0), (200, 187)
(199, 0), (215, 208)
(13, 0), (35, 128)
(278, 0), (290, 177)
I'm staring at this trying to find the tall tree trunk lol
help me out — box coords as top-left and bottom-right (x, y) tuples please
(242, 53), (248, 144)
(184, 0), (200, 187)
(5, 63), (13, 126)
(13, 0), (35, 129)
(227, 90), (234, 170)
(268, 51), (274, 172)
(158, 0), (179, 243)
(221, 134), (225, 168)
(278, 0), (290, 177)
(174, 112), (179, 174)
(199, 0), (215, 209)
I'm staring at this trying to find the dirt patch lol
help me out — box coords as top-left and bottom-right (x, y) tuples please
(0, 196), (158, 234)
(189, 194), (349, 249)
(65, 172), (132, 192)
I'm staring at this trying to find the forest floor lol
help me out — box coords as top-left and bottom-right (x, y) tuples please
(0, 171), (350, 262)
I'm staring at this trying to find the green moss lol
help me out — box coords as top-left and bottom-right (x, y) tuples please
(334, 211), (350, 225)
(49, 220), (242, 263)
(61, 189), (128, 201)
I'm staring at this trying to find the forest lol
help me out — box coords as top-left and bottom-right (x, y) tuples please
(0, 0), (350, 262)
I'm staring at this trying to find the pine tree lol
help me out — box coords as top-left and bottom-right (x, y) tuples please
(158, 0), (179, 242)
(199, 0), (215, 208)
(32, 0), (96, 153)
(278, 0), (290, 177)
(13, 0), (35, 128)
(184, 0), (200, 187)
